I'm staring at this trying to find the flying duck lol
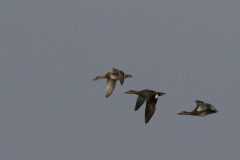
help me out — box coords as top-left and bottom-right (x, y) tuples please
(178, 100), (218, 116)
(93, 68), (132, 97)
(124, 89), (165, 123)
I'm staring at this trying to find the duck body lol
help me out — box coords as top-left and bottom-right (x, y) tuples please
(125, 89), (165, 124)
(178, 100), (218, 116)
(108, 71), (119, 80)
(93, 68), (132, 97)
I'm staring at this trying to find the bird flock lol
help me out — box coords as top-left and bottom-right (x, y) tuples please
(93, 68), (218, 124)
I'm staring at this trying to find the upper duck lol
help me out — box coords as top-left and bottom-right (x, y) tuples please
(93, 68), (132, 97)
(178, 100), (218, 116)
(124, 89), (165, 124)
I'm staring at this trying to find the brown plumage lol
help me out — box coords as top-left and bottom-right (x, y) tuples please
(93, 68), (132, 97)
(125, 89), (165, 124)
(178, 100), (218, 116)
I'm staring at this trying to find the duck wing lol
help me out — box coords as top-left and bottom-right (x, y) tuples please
(197, 104), (208, 111)
(197, 102), (215, 111)
(112, 68), (124, 85)
(118, 71), (124, 85)
(134, 96), (146, 111)
(106, 78), (116, 97)
(192, 101), (203, 112)
(145, 101), (157, 124)
(145, 94), (158, 123)
(209, 104), (217, 111)
(205, 103), (217, 111)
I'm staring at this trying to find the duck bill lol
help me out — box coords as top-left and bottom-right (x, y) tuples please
(92, 78), (97, 81)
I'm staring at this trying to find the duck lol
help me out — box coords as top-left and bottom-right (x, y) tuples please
(178, 100), (218, 116)
(124, 89), (165, 124)
(93, 68), (132, 97)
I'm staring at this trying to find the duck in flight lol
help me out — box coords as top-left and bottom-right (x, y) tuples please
(93, 68), (132, 97)
(178, 100), (218, 116)
(124, 89), (165, 123)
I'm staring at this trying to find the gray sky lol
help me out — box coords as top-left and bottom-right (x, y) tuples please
(1, 1), (240, 160)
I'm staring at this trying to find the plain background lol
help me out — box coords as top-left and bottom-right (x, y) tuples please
(1, 1), (240, 160)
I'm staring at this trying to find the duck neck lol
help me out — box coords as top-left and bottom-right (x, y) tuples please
(93, 75), (107, 81)
(129, 90), (139, 94)
(99, 75), (108, 79)
(183, 111), (193, 115)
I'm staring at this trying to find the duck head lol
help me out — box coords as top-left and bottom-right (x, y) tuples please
(124, 90), (137, 94)
(92, 76), (103, 81)
(177, 111), (190, 115)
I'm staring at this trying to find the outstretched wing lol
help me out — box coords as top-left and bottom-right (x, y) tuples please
(118, 71), (124, 85)
(145, 94), (158, 123)
(209, 104), (217, 111)
(197, 104), (208, 111)
(134, 96), (146, 111)
(106, 78), (116, 97)
(112, 68), (124, 85)
(198, 103), (216, 111)
(193, 101), (203, 112)
(204, 103), (217, 111)
(145, 102), (156, 124)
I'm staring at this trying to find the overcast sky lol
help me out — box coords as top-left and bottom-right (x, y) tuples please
(1, 1), (240, 160)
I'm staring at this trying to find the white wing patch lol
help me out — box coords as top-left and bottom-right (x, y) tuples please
(155, 94), (159, 99)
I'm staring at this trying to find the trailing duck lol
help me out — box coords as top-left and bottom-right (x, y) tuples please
(178, 100), (218, 116)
